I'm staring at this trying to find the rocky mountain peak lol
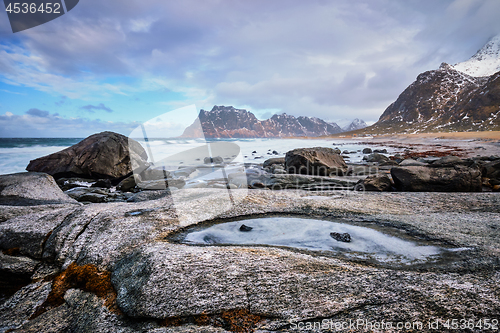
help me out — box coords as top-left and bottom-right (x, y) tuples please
(182, 107), (345, 138)
(343, 118), (367, 132)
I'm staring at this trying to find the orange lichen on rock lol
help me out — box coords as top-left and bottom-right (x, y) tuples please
(31, 262), (120, 319)
(221, 309), (262, 333)
(161, 309), (263, 332)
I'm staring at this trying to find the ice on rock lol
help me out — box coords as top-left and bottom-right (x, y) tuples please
(184, 217), (443, 264)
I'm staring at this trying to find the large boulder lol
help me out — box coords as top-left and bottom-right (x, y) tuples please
(0, 172), (79, 206)
(26, 132), (148, 180)
(285, 147), (347, 176)
(355, 175), (393, 192)
(391, 166), (482, 192)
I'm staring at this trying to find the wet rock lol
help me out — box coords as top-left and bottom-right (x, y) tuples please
(363, 153), (389, 164)
(373, 149), (388, 154)
(26, 131), (148, 180)
(263, 157), (285, 168)
(64, 187), (109, 203)
(342, 150), (350, 154)
(355, 175), (393, 192)
(391, 165), (482, 192)
(204, 156), (224, 164)
(285, 147), (348, 176)
(0, 172), (79, 206)
(330, 232), (351, 242)
(332, 148), (341, 154)
(272, 150), (279, 155)
(362, 148), (372, 154)
(91, 179), (112, 188)
(239, 224), (253, 232)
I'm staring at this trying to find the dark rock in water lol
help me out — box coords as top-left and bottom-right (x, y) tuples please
(330, 232), (351, 242)
(91, 179), (112, 188)
(26, 132), (148, 180)
(342, 150), (350, 154)
(204, 156), (224, 164)
(391, 165), (482, 192)
(272, 150), (279, 155)
(373, 149), (388, 154)
(355, 175), (393, 192)
(64, 187), (109, 203)
(0, 172), (79, 206)
(285, 147), (348, 176)
(332, 148), (341, 154)
(363, 153), (389, 163)
(239, 224), (253, 232)
(362, 148), (372, 154)
(252, 151), (257, 154)
(263, 157), (286, 168)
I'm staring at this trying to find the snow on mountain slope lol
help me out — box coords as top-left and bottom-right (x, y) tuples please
(453, 34), (500, 77)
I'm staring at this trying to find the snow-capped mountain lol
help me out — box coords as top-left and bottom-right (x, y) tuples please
(357, 34), (500, 135)
(453, 34), (500, 77)
(343, 118), (367, 132)
(181, 106), (344, 138)
(360, 63), (499, 134)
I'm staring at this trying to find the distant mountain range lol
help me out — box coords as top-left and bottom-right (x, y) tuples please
(181, 105), (366, 138)
(359, 34), (500, 135)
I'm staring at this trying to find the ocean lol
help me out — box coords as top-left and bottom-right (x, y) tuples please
(0, 137), (389, 176)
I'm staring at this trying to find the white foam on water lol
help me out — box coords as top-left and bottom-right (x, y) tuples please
(0, 145), (71, 175)
(184, 217), (442, 263)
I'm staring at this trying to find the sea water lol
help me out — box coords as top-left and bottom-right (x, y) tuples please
(0, 137), (392, 176)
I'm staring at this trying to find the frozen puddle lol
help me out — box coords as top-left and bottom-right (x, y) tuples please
(181, 217), (459, 267)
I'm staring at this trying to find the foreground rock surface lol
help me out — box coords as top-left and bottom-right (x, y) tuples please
(1, 187), (500, 332)
(26, 132), (148, 180)
(0, 172), (79, 206)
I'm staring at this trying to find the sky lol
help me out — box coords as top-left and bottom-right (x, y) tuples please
(0, 0), (500, 137)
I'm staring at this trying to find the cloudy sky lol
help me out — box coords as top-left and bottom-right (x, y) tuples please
(1, 0), (499, 137)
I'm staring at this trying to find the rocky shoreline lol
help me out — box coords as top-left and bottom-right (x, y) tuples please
(1, 132), (499, 332)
